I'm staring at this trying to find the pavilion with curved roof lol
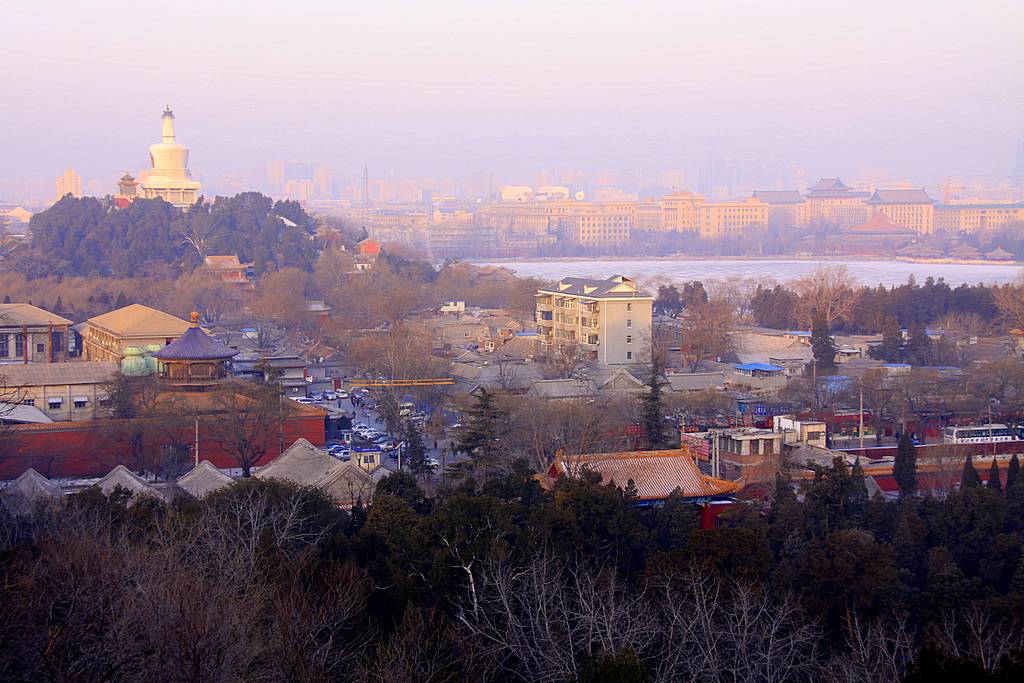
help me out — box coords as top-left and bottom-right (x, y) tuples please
(150, 312), (237, 389)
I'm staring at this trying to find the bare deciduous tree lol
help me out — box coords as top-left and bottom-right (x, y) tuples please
(677, 298), (737, 372)
(793, 264), (861, 328)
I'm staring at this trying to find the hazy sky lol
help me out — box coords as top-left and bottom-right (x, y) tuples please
(3, 0), (1023, 192)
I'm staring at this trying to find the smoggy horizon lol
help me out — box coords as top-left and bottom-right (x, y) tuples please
(2, 0), (1023, 201)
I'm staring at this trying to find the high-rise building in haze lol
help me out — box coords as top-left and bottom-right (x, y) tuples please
(138, 107), (201, 207)
(54, 168), (82, 201)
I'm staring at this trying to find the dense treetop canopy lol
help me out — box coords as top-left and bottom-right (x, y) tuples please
(24, 193), (317, 278)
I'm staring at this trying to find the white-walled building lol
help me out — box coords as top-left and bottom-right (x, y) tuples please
(535, 275), (653, 366)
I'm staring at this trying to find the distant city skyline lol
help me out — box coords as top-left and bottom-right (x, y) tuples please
(2, 0), (1022, 202)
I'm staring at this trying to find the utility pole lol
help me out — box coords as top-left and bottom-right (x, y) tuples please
(859, 379), (865, 451)
(989, 401), (995, 457)
(194, 416), (200, 466)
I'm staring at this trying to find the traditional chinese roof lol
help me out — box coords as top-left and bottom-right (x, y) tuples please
(176, 460), (234, 499)
(949, 243), (982, 258)
(896, 243), (945, 258)
(151, 313), (238, 361)
(255, 438), (344, 488)
(204, 255), (247, 269)
(984, 247), (1014, 260)
(528, 378), (598, 398)
(549, 449), (739, 501)
(847, 212), (918, 236)
(752, 190), (804, 204)
(95, 465), (167, 502)
(866, 188), (934, 205)
(1, 468), (62, 514)
(807, 178), (850, 193)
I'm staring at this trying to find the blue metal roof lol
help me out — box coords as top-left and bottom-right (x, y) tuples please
(734, 363), (784, 372)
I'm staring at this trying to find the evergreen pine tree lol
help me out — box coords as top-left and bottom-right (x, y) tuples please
(961, 456), (981, 488)
(904, 323), (933, 366)
(893, 431), (917, 497)
(872, 316), (904, 362)
(454, 388), (507, 468)
(810, 312), (837, 372)
(114, 291), (129, 309)
(642, 348), (669, 448)
(1007, 454), (1020, 491)
(53, 296), (64, 314)
(987, 459), (1003, 493)
(401, 418), (429, 478)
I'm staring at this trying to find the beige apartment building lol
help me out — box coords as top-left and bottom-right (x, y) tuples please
(80, 304), (192, 362)
(54, 168), (82, 201)
(2, 362), (119, 422)
(631, 202), (663, 232)
(658, 192), (769, 238)
(536, 275), (653, 366)
(865, 189), (935, 234)
(659, 191), (702, 232)
(934, 201), (1024, 234)
(752, 190), (809, 228)
(477, 201), (577, 236)
(0, 304), (73, 364)
(558, 204), (631, 246)
(697, 197), (770, 239)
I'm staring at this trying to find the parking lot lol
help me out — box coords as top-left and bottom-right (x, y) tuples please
(290, 390), (456, 476)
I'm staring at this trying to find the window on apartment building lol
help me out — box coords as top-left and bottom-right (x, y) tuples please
(0, 334), (7, 358)
(626, 303), (632, 311)
(626, 335), (632, 344)
(626, 319), (632, 327)
(22, 399), (34, 407)
(36, 343), (45, 354)
(14, 334), (24, 357)
(73, 396), (88, 409)
(626, 351), (633, 360)
(52, 331), (63, 354)
(48, 397), (63, 410)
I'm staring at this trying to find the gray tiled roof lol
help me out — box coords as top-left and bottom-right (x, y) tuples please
(807, 178), (849, 192)
(538, 275), (652, 299)
(866, 189), (934, 205)
(752, 190), (804, 204)
(0, 361), (119, 387)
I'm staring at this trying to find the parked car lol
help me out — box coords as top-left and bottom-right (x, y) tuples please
(327, 445), (351, 460)
(308, 392), (323, 401)
(291, 397), (317, 405)
(425, 457), (440, 471)
(323, 390), (337, 401)
(337, 391), (350, 399)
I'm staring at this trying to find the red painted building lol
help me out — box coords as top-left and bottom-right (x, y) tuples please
(2, 408), (325, 480)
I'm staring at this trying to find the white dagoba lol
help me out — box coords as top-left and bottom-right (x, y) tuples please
(139, 107), (201, 208)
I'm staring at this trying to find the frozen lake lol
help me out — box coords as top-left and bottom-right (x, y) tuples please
(474, 258), (1023, 288)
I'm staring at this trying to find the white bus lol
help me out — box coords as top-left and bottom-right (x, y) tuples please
(943, 424), (1021, 444)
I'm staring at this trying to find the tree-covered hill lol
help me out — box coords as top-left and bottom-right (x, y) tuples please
(21, 193), (317, 278)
